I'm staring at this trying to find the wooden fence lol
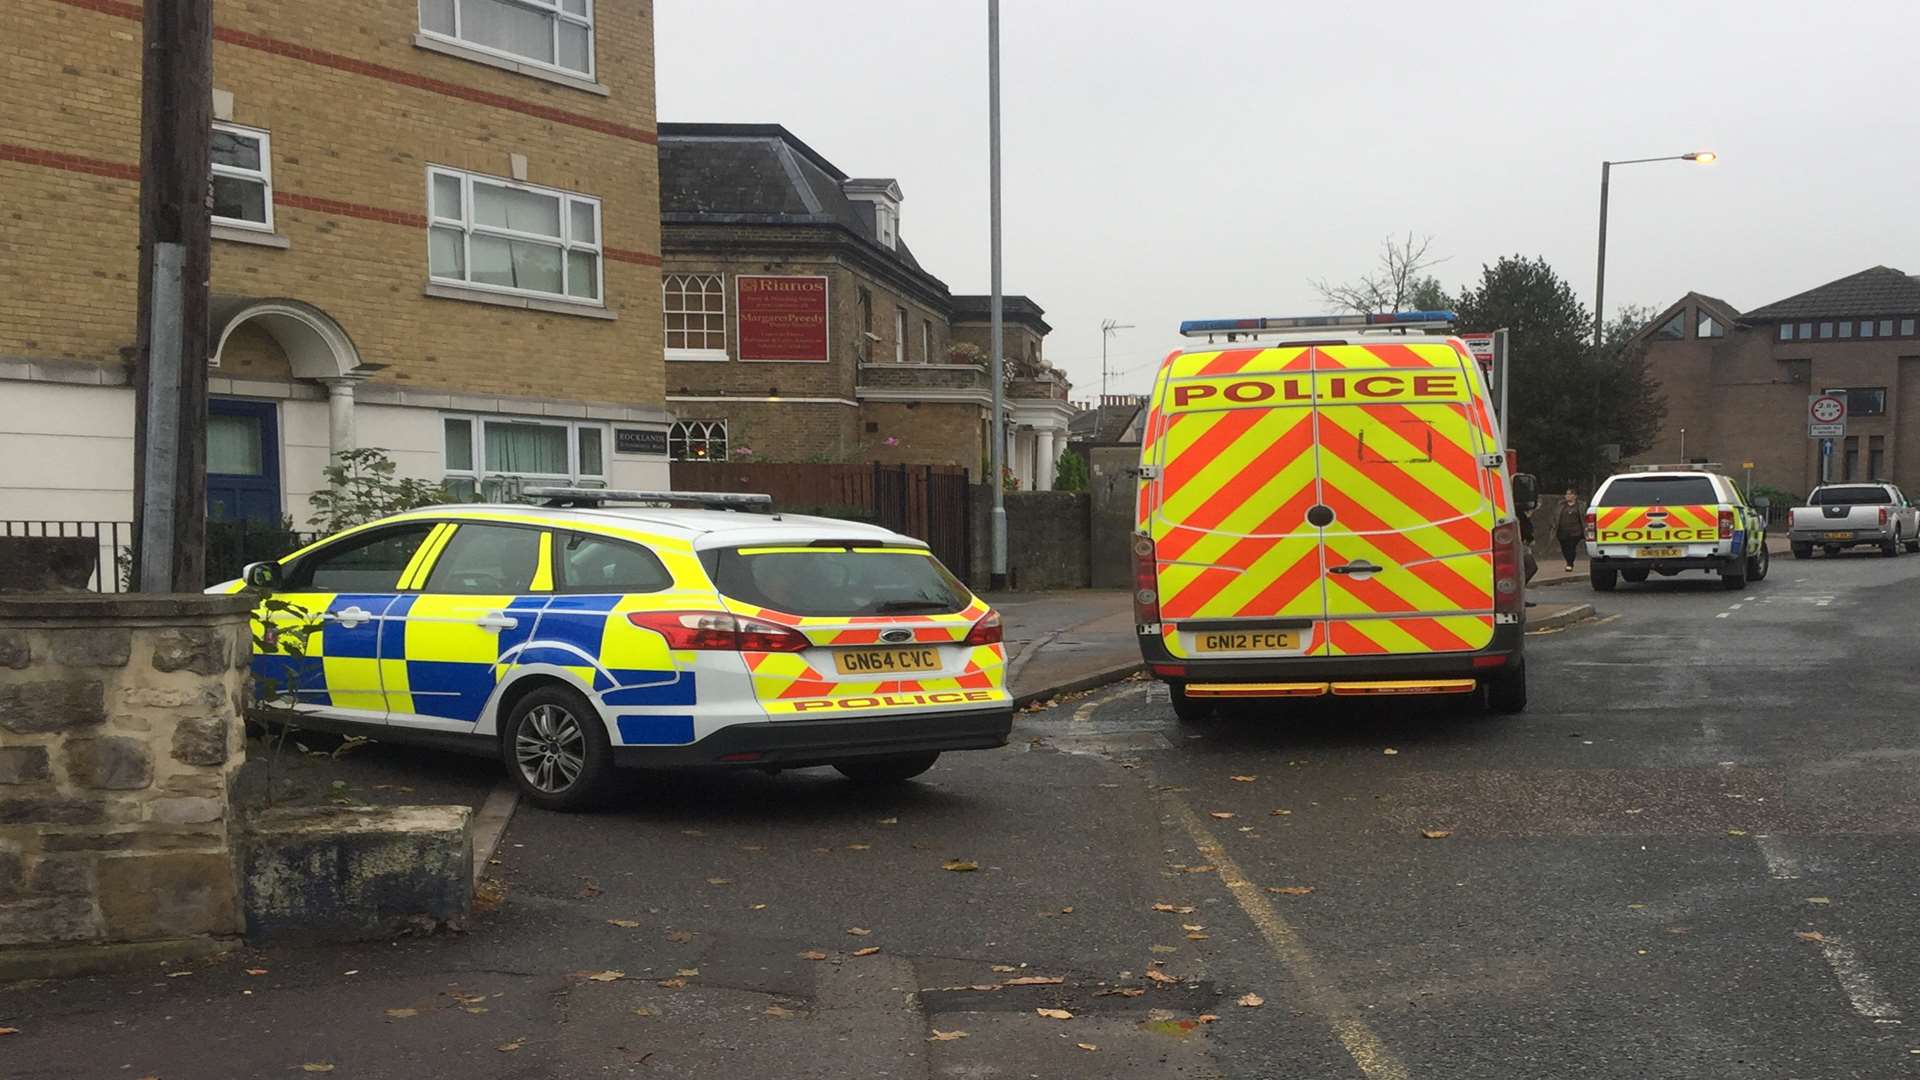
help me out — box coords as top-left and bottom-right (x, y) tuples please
(669, 462), (972, 574)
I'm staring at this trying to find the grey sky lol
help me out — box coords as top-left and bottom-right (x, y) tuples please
(658, 1), (1920, 399)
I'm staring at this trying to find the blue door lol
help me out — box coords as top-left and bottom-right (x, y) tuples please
(207, 398), (282, 522)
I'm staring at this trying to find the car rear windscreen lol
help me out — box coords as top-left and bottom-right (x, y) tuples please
(711, 546), (970, 617)
(1810, 486), (1891, 505)
(1596, 477), (1718, 506)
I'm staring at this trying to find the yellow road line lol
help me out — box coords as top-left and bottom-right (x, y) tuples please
(1169, 799), (1410, 1080)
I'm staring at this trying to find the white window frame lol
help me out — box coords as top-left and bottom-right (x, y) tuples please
(443, 414), (608, 499)
(668, 420), (728, 462)
(894, 307), (907, 363)
(211, 122), (274, 233)
(922, 319), (933, 364)
(663, 273), (728, 361)
(419, 0), (595, 81)
(427, 166), (603, 307)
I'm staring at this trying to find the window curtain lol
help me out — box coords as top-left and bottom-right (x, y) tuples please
(484, 422), (569, 474)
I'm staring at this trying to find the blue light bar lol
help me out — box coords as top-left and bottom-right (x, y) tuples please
(1178, 311), (1458, 336)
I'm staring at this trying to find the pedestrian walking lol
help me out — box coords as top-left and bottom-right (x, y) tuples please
(1552, 489), (1585, 571)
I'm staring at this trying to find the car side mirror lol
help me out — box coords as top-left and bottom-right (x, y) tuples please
(1511, 472), (1538, 511)
(241, 561), (284, 591)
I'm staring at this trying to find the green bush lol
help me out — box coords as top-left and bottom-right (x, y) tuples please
(306, 447), (452, 532)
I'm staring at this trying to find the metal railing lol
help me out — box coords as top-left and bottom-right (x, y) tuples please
(1, 520), (318, 593)
(1, 520), (134, 593)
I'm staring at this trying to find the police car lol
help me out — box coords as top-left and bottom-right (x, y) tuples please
(214, 489), (1011, 810)
(1584, 465), (1770, 590)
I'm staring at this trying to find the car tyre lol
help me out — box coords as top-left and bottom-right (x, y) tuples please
(1589, 566), (1618, 592)
(501, 684), (614, 813)
(1621, 569), (1650, 583)
(1171, 683), (1215, 724)
(1906, 538), (1920, 554)
(1721, 561), (1748, 590)
(1484, 661), (1527, 715)
(1791, 542), (1812, 560)
(1748, 544), (1770, 582)
(1883, 535), (1901, 557)
(834, 752), (940, 783)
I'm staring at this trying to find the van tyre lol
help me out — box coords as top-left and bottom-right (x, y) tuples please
(1171, 683), (1215, 724)
(1748, 544), (1770, 582)
(1590, 566), (1618, 592)
(1484, 662), (1527, 715)
(1791, 542), (1812, 560)
(1622, 569), (1649, 583)
(834, 752), (940, 784)
(502, 684), (614, 812)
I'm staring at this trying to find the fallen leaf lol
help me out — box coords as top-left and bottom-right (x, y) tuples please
(1151, 903), (1196, 914)
(166, 971), (193, 978)
(1231, 775), (1257, 782)
(1237, 993), (1265, 1007)
(1077, 1043), (1100, 1051)
(942, 859), (979, 872)
(752, 903), (768, 910)
(1097, 987), (1146, 998)
(244, 968), (270, 976)
(851, 946), (882, 957)
(1036, 1008), (1074, 1020)
(587, 970), (625, 982)
(578, 879), (603, 898)
(342, 970), (359, 976)
(1807, 897), (1832, 905)
(1727, 829), (1748, 837)
(633, 1006), (660, 1017)
(1186, 932), (1209, 941)
(1149, 945), (1178, 954)
(928, 1029), (969, 1041)
(764, 1005), (799, 1019)
(452, 992), (488, 1004)
(676, 968), (700, 977)
(707, 878), (733, 886)
(879, 817), (899, 825)
(1383, 748), (1399, 756)
(496, 1039), (525, 1053)
(1060, 906), (1075, 914)
(607, 919), (642, 928)
(1268, 886), (1313, 896)
(1181, 924), (1205, 932)
(463, 1007), (489, 1015)
(666, 930), (695, 943)
(1421, 830), (1452, 840)
(847, 927), (872, 936)
(1182, 865), (1216, 874)
(1270, 809), (1293, 816)
(936, 984), (999, 992)
(1628, 903), (1646, 910)
(1002, 975), (1064, 986)
(798, 950), (828, 961)
(991, 964), (1018, 972)
(1195, 1014), (1220, 1024)
(301, 1066), (336, 1074)
(848, 843), (871, 851)
(1795, 931), (1827, 942)
(657, 978), (687, 989)
(0, 1027), (18, 1036)
(1145, 969), (1182, 985)
(1209, 812), (1235, 820)
(385, 1008), (418, 1019)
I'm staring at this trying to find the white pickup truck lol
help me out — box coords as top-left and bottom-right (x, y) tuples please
(1787, 482), (1920, 558)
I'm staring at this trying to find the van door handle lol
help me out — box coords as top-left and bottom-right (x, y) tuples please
(476, 613), (519, 632)
(1329, 561), (1383, 576)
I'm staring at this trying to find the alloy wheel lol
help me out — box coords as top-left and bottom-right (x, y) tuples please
(515, 703), (586, 793)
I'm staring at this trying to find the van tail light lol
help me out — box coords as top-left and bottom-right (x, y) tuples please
(1583, 512), (1596, 542)
(1131, 533), (1161, 624)
(963, 610), (1003, 646)
(1718, 510), (1735, 538)
(1879, 507), (1890, 528)
(1491, 522), (1522, 616)
(626, 611), (810, 653)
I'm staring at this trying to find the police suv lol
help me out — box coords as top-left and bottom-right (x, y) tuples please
(1584, 466), (1770, 591)
(213, 490), (1011, 810)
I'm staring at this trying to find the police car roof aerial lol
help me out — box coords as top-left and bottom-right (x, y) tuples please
(1178, 310), (1459, 344)
(520, 486), (774, 512)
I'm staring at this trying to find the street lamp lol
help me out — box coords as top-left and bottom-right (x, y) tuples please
(1592, 151), (1716, 348)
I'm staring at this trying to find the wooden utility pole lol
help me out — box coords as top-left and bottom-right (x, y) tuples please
(131, 0), (213, 592)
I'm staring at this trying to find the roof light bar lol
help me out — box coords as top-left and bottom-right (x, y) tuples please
(1178, 310), (1458, 338)
(521, 486), (774, 511)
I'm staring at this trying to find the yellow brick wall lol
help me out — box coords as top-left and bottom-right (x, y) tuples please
(0, 0), (661, 407)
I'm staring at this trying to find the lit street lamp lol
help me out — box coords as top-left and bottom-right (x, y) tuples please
(1592, 151), (1716, 348)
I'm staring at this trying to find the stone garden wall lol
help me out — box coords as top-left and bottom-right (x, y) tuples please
(0, 594), (254, 972)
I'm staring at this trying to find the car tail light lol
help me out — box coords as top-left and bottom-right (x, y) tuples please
(1787, 509), (1796, 529)
(1718, 510), (1735, 538)
(963, 610), (1003, 646)
(1583, 511), (1596, 542)
(626, 611), (810, 652)
(1131, 533), (1161, 624)
(1491, 522), (1522, 616)
(1879, 507), (1890, 528)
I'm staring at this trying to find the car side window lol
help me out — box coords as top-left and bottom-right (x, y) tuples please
(285, 525), (436, 593)
(557, 531), (672, 593)
(421, 524), (543, 595)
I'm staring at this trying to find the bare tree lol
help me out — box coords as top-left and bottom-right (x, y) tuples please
(1311, 233), (1450, 314)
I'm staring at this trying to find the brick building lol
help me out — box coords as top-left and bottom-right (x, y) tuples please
(657, 123), (1070, 486)
(1636, 266), (1920, 496)
(1, 0), (667, 527)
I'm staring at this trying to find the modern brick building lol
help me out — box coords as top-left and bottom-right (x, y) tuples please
(657, 123), (1070, 486)
(1, 0), (667, 527)
(1636, 266), (1920, 496)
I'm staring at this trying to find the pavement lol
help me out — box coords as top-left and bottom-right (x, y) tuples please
(44, 555), (1920, 1078)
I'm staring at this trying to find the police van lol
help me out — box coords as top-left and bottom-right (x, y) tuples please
(214, 490), (1011, 810)
(1132, 312), (1529, 722)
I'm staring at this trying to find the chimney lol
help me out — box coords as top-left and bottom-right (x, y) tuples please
(842, 178), (903, 251)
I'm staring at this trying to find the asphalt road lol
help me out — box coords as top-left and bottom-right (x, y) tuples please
(8, 551), (1920, 1079)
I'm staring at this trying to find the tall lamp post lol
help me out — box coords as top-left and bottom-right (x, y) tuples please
(1592, 151), (1716, 348)
(987, 0), (1007, 590)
